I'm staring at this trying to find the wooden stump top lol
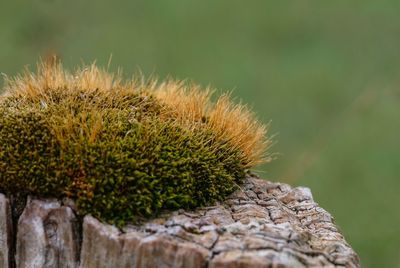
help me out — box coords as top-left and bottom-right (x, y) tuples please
(0, 174), (360, 267)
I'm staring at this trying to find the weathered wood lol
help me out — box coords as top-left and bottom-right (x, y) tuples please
(79, 216), (145, 268)
(77, 174), (359, 267)
(2, 174), (360, 267)
(15, 198), (80, 268)
(0, 194), (12, 268)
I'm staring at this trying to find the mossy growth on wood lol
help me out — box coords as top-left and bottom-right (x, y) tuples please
(0, 62), (272, 226)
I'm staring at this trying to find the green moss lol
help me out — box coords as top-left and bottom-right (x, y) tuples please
(0, 88), (245, 226)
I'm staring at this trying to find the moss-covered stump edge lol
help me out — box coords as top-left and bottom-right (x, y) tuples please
(0, 63), (272, 226)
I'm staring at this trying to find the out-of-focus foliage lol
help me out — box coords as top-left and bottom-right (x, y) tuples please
(0, 1), (399, 266)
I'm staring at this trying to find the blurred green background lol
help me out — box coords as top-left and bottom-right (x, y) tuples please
(1, 1), (399, 267)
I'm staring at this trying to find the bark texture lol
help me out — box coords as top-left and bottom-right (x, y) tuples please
(0, 174), (360, 268)
(15, 198), (80, 268)
(0, 194), (13, 268)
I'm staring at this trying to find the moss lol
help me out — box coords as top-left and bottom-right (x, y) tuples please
(0, 63), (270, 226)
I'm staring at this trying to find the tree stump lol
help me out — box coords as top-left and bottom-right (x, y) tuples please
(0, 174), (360, 267)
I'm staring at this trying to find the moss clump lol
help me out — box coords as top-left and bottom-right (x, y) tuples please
(0, 62), (272, 225)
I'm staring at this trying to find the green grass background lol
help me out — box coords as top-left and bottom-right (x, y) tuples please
(1, 1), (399, 267)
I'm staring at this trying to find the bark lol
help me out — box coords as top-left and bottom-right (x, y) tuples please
(0, 174), (360, 267)
(0, 194), (13, 268)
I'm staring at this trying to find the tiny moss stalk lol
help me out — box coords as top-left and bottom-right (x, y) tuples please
(0, 62), (272, 226)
